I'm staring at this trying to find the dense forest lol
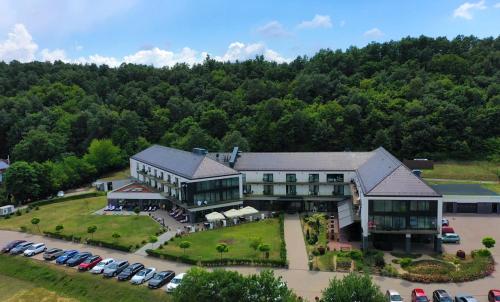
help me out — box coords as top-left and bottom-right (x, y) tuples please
(1, 35), (499, 167)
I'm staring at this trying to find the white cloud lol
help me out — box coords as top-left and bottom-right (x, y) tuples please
(340, 20), (346, 27)
(75, 45), (83, 51)
(364, 28), (384, 39)
(0, 23), (38, 62)
(494, 2), (500, 8)
(256, 21), (291, 37)
(75, 54), (120, 67)
(123, 47), (204, 66)
(453, 0), (487, 19)
(40, 48), (67, 62)
(297, 14), (332, 29)
(214, 42), (288, 63)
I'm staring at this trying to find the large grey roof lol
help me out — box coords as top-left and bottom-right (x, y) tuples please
(131, 145), (239, 180)
(356, 148), (441, 197)
(209, 152), (374, 171)
(431, 184), (498, 196)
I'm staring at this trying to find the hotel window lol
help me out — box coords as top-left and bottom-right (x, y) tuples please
(308, 173), (319, 183)
(136, 163), (140, 171)
(286, 185), (297, 196)
(333, 185), (344, 196)
(263, 185), (274, 195)
(286, 174), (297, 182)
(263, 173), (274, 183)
(309, 184), (319, 196)
(327, 174), (344, 183)
(410, 200), (430, 212)
(244, 184), (252, 194)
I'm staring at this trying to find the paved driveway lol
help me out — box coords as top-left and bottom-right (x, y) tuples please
(1, 229), (499, 301)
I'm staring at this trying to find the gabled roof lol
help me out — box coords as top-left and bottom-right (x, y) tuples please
(131, 145), (239, 180)
(0, 160), (9, 170)
(356, 147), (441, 197)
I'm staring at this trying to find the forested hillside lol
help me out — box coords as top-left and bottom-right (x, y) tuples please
(1, 35), (499, 164)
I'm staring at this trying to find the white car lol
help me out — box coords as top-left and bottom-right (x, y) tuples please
(130, 267), (156, 284)
(57, 191), (65, 197)
(386, 289), (403, 302)
(90, 258), (115, 274)
(165, 273), (185, 292)
(23, 243), (46, 257)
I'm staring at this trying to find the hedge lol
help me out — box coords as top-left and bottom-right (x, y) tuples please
(43, 231), (132, 252)
(145, 249), (288, 268)
(28, 192), (105, 208)
(278, 213), (287, 263)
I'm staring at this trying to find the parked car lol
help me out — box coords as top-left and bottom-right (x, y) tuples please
(433, 289), (453, 302)
(442, 218), (449, 226)
(23, 243), (46, 257)
(1, 240), (26, 253)
(55, 250), (79, 264)
(442, 233), (461, 244)
(454, 293), (477, 302)
(103, 260), (129, 278)
(165, 273), (185, 293)
(117, 263), (144, 281)
(43, 248), (64, 260)
(412, 288), (429, 302)
(386, 289), (403, 301)
(78, 255), (102, 271)
(90, 258), (115, 274)
(57, 191), (65, 197)
(442, 226), (455, 235)
(131, 267), (156, 284)
(66, 252), (92, 267)
(488, 290), (500, 302)
(9, 242), (33, 255)
(148, 270), (176, 289)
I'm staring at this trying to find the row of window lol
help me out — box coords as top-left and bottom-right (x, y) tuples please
(244, 184), (345, 196)
(371, 200), (433, 213)
(194, 177), (239, 192)
(262, 173), (344, 183)
(193, 188), (240, 205)
(137, 163), (179, 185)
(369, 215), (437, 230)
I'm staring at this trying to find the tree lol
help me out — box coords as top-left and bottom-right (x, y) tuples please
(11, 128), (67, 162)
(4, 162), (40, 204)
(322, 273), (385, 302)
(171, 267), (299, 302)
(258, 243), (271, 259)
(482, 237), (496, 249)
(215, 243), (229, 260)
(87, 225), (97, 240)
(179, 241), (191, 255)
(149, 235), (158, 248)
(31, 217), (41, 233)
(112, 232), (121, 242)
(250, 237), (263, 251)
(55, 225), (64, 233)
(83, 139), (123, 174)
(221, 130), (250, 151)
(134, 206), (141, 216)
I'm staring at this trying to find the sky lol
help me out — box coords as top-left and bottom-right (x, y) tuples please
(0, 0), (499, 67)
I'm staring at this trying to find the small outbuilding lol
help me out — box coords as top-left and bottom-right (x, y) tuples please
(432, 184), (500, 214)
(0, 205), (14, 216)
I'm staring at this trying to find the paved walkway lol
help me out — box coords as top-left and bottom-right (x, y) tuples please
(134, 230), (177, 256)
(284, 214), (309, 270)
(0, 229), (498, 301)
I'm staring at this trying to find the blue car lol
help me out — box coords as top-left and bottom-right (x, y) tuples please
(55, 250), (79, 264)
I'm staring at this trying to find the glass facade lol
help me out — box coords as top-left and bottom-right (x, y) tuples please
(368, 200), (437, 231)
(184, 177), (240, 207)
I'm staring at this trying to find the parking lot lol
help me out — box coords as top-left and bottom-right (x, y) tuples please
(442, 214), (500, 256)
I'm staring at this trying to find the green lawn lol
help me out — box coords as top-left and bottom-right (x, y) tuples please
(0, 196), (162, 249)
(157, 219), (282, 261)
(421, 161), (500, 181)
(0, 255), (170, 302)
(99, 168), (130, 181)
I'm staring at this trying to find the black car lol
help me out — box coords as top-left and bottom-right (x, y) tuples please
(103, 260), (129, 278)
(148, 270), (175, 289)
(9, 242), (33, 255)
(43, 248), (64, 260)
(117, 263), (144, 281)
(433, 290), (453, 302)
(66, 252), (92, 267)
(1, 240), (26, 253)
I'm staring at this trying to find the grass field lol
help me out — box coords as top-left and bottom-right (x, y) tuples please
(421, 161), (500, 181)
(0, 196), (162, 248)
(156, 219), (282, 261)
(0, 255), (170, 302)
(98, 168), (130, 181)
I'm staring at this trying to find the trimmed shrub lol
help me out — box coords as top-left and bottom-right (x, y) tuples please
(456, 250), (466, 259)
(399, 258), (413, 268)
(381, 264), (399, 277)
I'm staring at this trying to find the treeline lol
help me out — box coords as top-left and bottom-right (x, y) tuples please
(0, 35), (499, 165)
(1, 139), (125, 204)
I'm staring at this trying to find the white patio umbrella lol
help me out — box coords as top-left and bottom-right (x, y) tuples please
(223, 208), (241, 219)
(238, 206), (258, 216)
(205, 211), (225, 222)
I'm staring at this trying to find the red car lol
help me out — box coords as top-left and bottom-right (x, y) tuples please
(411, 288), (429, 302)
(488, 290), (500, 302)
(78, 255), (102, 271)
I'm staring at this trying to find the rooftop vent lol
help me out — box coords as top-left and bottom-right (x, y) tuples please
(192, 148), (208, 155)
(229, 146), (239, 168)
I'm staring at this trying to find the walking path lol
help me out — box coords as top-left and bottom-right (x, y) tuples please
(134, 230), (176, 256)
(284, 214), (309, 270)
(0, 230), (498, 301)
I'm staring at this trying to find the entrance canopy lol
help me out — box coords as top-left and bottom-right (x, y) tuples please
(205, 211), (225, 222)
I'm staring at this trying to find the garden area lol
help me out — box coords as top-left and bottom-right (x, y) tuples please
(0, 195), (164, 251)
(147, 216), (287, 267)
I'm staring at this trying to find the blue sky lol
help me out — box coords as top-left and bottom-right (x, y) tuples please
(0, 0), (499, 66)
